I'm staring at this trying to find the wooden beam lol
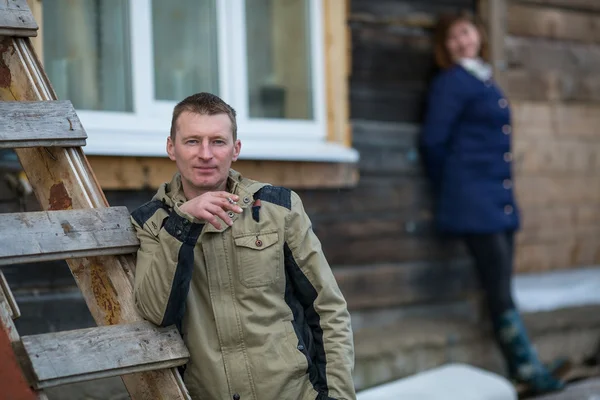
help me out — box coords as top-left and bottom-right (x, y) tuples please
(87, 156), (359, 190)
(0, 36), (189, 399)
(0, 207), (140, 266)
(324, 0), (352, 146)
(479, 0), (508, 87)
(22, 322), (189, 389)
(0, 100), (87, 148)
(507, 2), (600, 43)
(0, 0), (38, 37)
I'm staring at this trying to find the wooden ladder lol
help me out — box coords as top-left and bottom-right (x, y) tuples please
(0, 2), (190, 398)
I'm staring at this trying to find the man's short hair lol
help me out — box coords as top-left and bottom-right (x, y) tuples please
(170, 92), (238, 140)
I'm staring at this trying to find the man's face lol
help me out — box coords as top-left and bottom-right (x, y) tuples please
(167, 111), (241, 198)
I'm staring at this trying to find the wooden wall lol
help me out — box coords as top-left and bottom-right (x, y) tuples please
(297, 0), (478, 311)
(501, 0), (600, 272)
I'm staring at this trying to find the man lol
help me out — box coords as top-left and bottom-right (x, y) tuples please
(131, 92), (356, 400)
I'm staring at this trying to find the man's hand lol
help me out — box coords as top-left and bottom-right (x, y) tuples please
(179, 191), (243, 229)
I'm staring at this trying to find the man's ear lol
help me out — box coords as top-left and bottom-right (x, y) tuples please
(166, 136), (176, 161)
(232, 139), (241, 162)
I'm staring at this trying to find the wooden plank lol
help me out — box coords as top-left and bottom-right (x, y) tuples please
(514, 176), (600, 207)
(517, 205), (600, 243)
(517, 0), (600, 13)
(351, 0), (474, 17)
(504, 37), (600, 102)
(515, 236), (600, 272)
(350, 26), (435, 85)
(22, 321), (189, 389)
(324, 0), (352, 146)
(333, 260), (477, 310)
(0, 271), (20, 319)
(0, 0), (38, 37)
(0, 36), (189, 399)
(87, 156), (358, 190)
(507, 2), (600, 43)
(350, 80), (427, 123)
(513, 137), (600, 174)
(300, 176), (431, 216)
(0, 207), (140, 266)
(0, 100), (87, 148)
(324, 234), (465, 266)
(511, 101), (600, 139)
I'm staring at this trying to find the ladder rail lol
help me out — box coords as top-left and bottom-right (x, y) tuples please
(0, 34), (191, 400)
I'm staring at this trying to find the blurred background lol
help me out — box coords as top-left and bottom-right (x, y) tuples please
(1, 0), (600, 398)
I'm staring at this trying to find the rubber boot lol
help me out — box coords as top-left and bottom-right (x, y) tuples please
(494, 309), (565, 395)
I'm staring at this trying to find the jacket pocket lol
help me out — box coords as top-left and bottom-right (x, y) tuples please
(233, 230), (281, 288)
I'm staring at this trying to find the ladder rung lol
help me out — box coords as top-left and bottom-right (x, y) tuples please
(0, 100), (87, 148)
(21, 321), (189, 389)
(0, 0), (38, 37)
(0, 207), (140, 266)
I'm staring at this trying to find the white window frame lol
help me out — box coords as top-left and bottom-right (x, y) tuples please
(76, 0), (357, 162)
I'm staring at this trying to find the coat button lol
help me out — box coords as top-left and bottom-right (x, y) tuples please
(503, 152), (512, 162)
(499, 98), (508, 108)
(504, 205), (514, 215)
(243, 197), (250, 204)
(297, 344), (305, 351)
(503, 179), (512, 189)
(502, 125), (512, 135)
(255, 239), (263, 247)
(233, 394), (240, 400)
(227, 211), (235, 218)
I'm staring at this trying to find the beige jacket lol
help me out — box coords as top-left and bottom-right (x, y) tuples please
(131, 170), (356, 400)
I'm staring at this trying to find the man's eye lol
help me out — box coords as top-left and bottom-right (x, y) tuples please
(214, 140), (226, 145)
(186, 140), (198, 145)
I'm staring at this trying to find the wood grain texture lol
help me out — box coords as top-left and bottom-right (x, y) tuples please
(0, 207), (139, 266)
(0, 36), (189, 399)
(22, 321), (189, 389)
(324, 0), (352, 146)
(333, 260), (476, 310)
(0, 100), (86, 148)
(88, 156), (358, 190)
(504, 36), (600, 101)
(517, 0), (600, 13)
(0, 0), (38, 37)
(0, 271), (20, 318)
(507, 2), (600, 43)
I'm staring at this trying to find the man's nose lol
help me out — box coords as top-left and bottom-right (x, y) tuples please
(197, 143), (213, 159)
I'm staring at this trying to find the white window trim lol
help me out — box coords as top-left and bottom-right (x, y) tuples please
(75, 0), (358, 163)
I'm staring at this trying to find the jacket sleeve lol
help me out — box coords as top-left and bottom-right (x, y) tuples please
(131, 202), (203, 328)
(420, 71), (466, 188)
(284, 191), (356, 400)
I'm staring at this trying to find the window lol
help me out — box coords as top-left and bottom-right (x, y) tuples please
(42, 0), (356, 162)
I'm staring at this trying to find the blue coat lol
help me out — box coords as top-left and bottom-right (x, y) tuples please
(420, 64), (520, 234)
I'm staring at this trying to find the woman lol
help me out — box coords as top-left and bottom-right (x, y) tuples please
(420, 11), (565, 394)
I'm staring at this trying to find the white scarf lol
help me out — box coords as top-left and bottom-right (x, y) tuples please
(459, 58), (493, 82)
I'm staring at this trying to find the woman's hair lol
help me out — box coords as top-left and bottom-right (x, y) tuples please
(433, 11), (489, 69)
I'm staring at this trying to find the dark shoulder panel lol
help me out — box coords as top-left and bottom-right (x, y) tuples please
(254, 186), (292, 210)
(131, 199), (169, 227)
